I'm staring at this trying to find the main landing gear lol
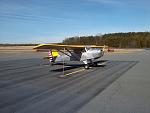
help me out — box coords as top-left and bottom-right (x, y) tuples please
(84, 62), (98, 69)
(84, 64), (90, 69)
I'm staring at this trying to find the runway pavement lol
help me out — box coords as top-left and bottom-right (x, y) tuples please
(0, 54), (137, 113)
(78, 49), (150, 113)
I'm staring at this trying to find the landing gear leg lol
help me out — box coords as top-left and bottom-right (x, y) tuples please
(83, 60), (92, 69)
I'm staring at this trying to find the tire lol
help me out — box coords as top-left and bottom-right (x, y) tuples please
(84, 64), (89, 69)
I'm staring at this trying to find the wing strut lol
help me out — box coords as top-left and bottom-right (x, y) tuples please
(65, 48), (80, 61)
(56, 49), (71, 57)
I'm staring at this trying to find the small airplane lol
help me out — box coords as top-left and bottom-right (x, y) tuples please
(34, 44), (107, 69)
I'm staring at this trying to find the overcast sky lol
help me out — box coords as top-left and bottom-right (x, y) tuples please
(0, 0), (150, 44)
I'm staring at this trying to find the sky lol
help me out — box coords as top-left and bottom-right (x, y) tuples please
(0, 0), (150, 44)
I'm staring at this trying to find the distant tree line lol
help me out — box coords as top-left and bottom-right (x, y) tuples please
(62, 32), (150, 48)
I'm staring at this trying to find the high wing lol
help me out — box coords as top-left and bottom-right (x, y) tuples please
(33, 43), (107, 50)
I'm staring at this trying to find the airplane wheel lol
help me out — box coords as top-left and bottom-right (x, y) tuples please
(84, 64), (89, 69)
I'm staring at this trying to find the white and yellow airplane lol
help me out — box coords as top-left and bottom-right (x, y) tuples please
(34, 44), (107, 69)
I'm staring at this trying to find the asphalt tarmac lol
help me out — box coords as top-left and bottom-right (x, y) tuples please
(78, 49), (150, 113)
(0, 49), (149, 113)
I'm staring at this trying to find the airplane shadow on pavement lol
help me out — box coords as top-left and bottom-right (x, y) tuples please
(50, 60), (108, 72)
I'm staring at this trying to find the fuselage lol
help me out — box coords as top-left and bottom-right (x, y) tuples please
(47, 47), (104, 69)
(80, 48), (103, 61)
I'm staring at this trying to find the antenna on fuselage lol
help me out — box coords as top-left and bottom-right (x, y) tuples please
(59, 47), (66, 78)
(63, 47), (65, 75)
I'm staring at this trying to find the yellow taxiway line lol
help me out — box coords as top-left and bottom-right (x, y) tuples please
(64, 68), (85, 76)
